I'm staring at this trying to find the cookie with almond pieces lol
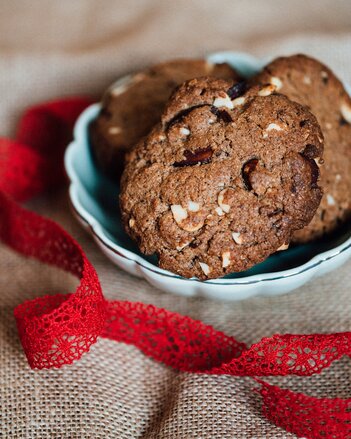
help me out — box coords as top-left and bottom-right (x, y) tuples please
(90, 59), (239, 179)
(120, 77), (324, 279)
(254, 54), (351, 242)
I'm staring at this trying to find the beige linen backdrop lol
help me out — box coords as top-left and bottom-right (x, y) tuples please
(1, 1), (351, 438)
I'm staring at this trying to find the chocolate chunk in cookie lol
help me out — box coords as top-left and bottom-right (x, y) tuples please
(90, 59), (239, 179)
(120, 77), (324, 279)
(254, 54), (351, 242)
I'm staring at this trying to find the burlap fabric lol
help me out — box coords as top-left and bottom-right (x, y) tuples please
(1, 1), (351, 437)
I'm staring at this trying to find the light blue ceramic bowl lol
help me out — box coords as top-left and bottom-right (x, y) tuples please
(64, 52), (351, 301)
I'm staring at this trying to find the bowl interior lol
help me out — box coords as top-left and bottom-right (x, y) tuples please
(72, 53), (351, 280)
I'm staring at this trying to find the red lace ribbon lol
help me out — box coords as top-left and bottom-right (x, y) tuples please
(0, 98), (350, 438)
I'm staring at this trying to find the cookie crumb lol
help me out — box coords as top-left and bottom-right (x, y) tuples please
(277, 243), (289, 251)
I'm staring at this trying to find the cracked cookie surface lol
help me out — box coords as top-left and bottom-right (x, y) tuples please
(90, 59), (239, 179)
(254, 54), (351, 242)
(120, 77), (324, 279)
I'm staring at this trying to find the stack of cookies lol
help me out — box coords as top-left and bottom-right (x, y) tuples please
(90, 55), (351, 279)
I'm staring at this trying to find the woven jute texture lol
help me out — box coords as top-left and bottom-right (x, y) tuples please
(1, 1), (351, 437)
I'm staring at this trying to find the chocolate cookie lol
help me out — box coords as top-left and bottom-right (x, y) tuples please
(90, 59), (239, 178)
(120, 77), (324, 279)
(254, 54), (351, 242)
